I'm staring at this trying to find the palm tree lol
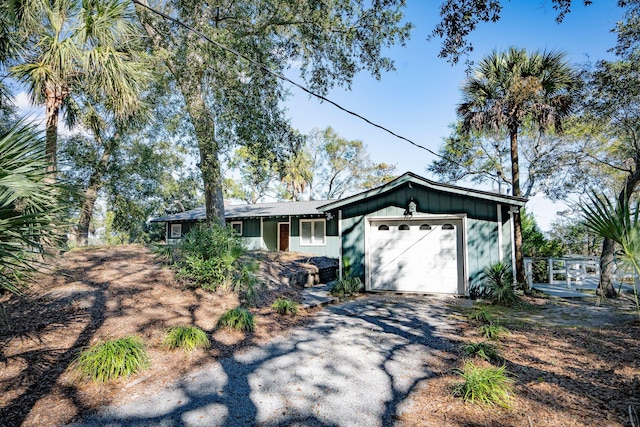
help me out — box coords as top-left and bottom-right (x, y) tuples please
(0, 121), (63, 294)
(9, 0), (146, 179)
(458, 47), (579, 287)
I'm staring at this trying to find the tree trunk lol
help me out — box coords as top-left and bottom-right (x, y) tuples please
(45, 86), (63, 182)
(599, 237), (617, 298)
(135, 2), (225, 227)
(75, 137), (116, 246)
(509, 126), (526, 287)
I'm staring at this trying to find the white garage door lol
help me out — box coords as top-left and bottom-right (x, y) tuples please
(368, 219), (461, 294)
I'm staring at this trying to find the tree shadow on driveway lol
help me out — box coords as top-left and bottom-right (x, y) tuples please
(68, 295), (459, 427)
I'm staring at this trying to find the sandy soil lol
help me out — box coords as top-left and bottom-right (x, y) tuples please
(1, 245), (639, 426)
(0, 245), (319, 427)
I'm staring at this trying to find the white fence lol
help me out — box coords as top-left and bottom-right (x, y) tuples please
(524, 256), (602, 289)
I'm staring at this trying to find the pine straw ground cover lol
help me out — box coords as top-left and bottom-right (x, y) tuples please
(0, 245), (318, 427)
(397, 296), (640, 427)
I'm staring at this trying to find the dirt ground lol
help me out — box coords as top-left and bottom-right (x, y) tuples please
(398, 296), (640, 427)
(0, 245), (321, 427)
(1, 245), (639, 427)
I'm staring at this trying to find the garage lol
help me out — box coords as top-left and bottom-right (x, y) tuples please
(367, 217), (465, 294)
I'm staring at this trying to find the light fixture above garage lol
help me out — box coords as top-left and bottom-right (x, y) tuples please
(404, 197), (417, 217)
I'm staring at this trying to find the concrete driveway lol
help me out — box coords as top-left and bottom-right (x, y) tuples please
(69, 295), (459, 427)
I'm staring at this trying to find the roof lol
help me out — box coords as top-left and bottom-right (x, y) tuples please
(150, 172), (527, 223)
(150, 200), (332, 223)
(318, 172), (527, 212)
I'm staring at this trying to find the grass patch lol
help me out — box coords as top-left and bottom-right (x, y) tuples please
(460, 341), (502, 362)
(163, 325), (210, 352)
(75, 336), (150, 383)
(271, 298), (299, 316)
(218, 307), (255, 332)
(467, 306), (494, 323)
(479, 322), (509, 340)
(452, 362), (514, 407)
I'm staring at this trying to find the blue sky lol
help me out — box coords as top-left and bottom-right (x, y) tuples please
(13, 1), (624, 230)
(285, 0), (624, 230)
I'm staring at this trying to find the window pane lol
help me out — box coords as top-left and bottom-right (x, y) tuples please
(314, 220), (325, 244)
(399, 224), (410, 230)
(378, 224), (389, 230)
(301, 221), (312, 244)
(232, 223), (242, 234)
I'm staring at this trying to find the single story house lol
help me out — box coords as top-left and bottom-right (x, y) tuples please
(150, 172), (526, 295)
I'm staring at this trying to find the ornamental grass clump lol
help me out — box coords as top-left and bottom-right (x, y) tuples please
(163, 325), (210, 352)
(460, 341), (502, 362)
(452, 362), (514, 408)
(467, 306), (493, 323)
(480, 322), (509, 340)
(219, 307), (255, 332)
(75, 336), (150, 383)
(271, 298), (299, 316)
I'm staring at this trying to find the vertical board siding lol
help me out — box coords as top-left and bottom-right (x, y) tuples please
(262, 220), (277, 251)
(242, 219), (261, 238)
(340, 184), (505, 292)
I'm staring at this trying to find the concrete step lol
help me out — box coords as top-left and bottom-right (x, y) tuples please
(301, 282), (338, 309)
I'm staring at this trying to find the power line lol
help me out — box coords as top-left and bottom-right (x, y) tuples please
(132, 0), (472, 171)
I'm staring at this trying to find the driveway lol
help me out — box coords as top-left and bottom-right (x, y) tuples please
(68, 295), (459, 427)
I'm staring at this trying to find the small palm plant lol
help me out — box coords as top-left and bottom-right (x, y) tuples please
(163, 325), (210, 352)
(582, 192), (640, 319)
(483, 262), (519, 306)
(75, 336), (150, 382)
(460, 342), (502, 362)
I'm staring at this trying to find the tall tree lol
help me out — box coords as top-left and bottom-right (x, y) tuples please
(134, 0), (411, 225)
(457, 47), (579, 287)
(583, 58), (640, 297)
(224, 145), (279, 204)
(8, 0), (145, 179)
(308, 127), (396, 200)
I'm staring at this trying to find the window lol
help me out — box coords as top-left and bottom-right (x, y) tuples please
(442, 223), (455, 230)
(170, 223), (182, 239)
(398, 224), (410, 230)
(378, 224), (389, 231)
(300, 219), (325, 246)
(230, 221), (242, 235)
(419, 224), (432, 230)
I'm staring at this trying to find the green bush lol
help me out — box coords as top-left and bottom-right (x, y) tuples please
(482, 262), (520, 306)
(75, 336), (150, 382)
(174, 225), (258, 299)
(479, 322), (509, 340)
(330, 258), (363, 297)
(163, 325), (210, 352)
(452, 362), (514, 407)
(151, 244), (177, 264)
(460, 342), (501, 362)
(271, 298), (299, 315)
(219, 307), (255, 332)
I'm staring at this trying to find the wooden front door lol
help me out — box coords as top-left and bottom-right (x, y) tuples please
(278, 223), (289, 251)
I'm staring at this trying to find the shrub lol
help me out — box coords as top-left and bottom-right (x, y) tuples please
(330, 258), (363, 297)
(482, 262), (520, 306)
(460, 342), (501, 362)
(467, 306), (493, 323)
(219, 307), (255, 332)
(151, 244), (177, 264)
(163, 325), (210, 352)
(479, 322), (509, 340)
(271, 298), (299, 315)
(174, 225), (258, 298)
(452, 362), (514, 407)
(75, 336), (150, 382)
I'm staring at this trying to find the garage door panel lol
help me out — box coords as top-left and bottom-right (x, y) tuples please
(369, 220), (461, 294)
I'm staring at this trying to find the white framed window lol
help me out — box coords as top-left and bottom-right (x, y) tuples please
(300, 219), (326, 246)
(170, 223), (182, 239)
(230, 221), (242, 235)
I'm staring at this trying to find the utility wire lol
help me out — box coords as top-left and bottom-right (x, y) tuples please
(132, 0), (473, 171)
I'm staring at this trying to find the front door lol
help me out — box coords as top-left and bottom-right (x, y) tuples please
(278, 223), (290, 251)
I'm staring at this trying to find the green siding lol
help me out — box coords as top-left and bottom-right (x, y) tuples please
(289, 216), (340, 257)
(339, 182), (509, 292)
(242, 219), (261, 238)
